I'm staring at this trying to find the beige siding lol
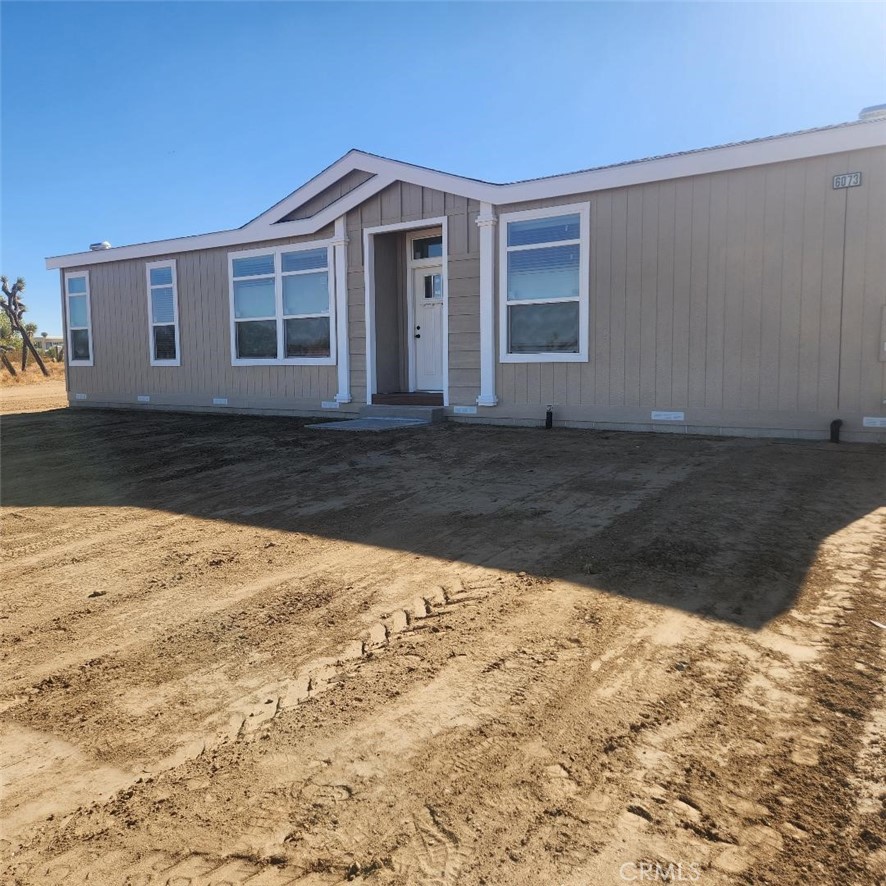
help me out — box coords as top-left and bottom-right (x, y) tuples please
(345, 181), (480, 405)
(278, 169), (374, 222)
(66, 228), (337, 412)
(66, 144), (885, 440)
(489, 145), (886, 439)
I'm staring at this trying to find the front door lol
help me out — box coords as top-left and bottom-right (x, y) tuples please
(412, 264), (444, 391)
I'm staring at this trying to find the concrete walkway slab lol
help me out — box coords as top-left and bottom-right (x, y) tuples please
(306, 417), (430, 432)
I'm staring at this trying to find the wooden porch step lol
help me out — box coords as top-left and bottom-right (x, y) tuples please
(372, 392), (444, 406)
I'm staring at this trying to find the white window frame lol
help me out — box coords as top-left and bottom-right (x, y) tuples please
(498, 202), (590, 363)
(145, 260), (181, 367)
(64, 270), (93, 366)
(228, 240), (335, 366)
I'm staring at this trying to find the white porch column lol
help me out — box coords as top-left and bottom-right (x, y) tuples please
(332, 216), (351, 404)
(476, 202), (498, 407)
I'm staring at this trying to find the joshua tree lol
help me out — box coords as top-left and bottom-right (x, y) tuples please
(22, 322), (38, 369)
(0, 276), (48, 375)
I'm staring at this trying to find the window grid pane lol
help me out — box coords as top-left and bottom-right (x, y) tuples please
(281, 249), (327, 273)
(67, 276), (87, 294)
(70, 328), (90, 360)
(153, 325), (177, 361)
(509, 302), (580, 354)
(151, 287), (175, 324)
(236, 320), (278, 359)
(233, 278), (276, 319)
(412, 236), (443, 260)
(233, 254), (275, 278)
(68, 295), (88, 327)
(149, 266), (173, 286)
(507, 214), (580, 247)
(282, 272), (328, 317)
(507, 245), (580, 302)
(284, 317), (330, 358)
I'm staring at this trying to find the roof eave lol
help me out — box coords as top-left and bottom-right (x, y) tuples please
(46, 119), (886, 270)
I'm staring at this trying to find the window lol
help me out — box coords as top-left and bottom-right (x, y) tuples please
(229, 243), (334, 364)
(499, 203), (590, 362)
(412, 235), (443, 260)
(146, 260), (180, 366)
(65, 271), (93, 365)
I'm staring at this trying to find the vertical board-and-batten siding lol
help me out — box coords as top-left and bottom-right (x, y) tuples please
(65, 143), (884, 438)
(493, 145), (885, 432)
(65, 229), (338, 410)
(278, 169), (375, 222)
(345, 181), (481, 405)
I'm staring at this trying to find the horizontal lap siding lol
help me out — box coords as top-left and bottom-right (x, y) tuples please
(492, 147), (885, 428)
(345, 182), (481, 405)
(65, 228), (337, 407)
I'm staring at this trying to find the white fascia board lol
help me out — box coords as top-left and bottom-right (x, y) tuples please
(242, 149), (373, 228)
(46, 120), (885, 270)
(359, 120), (886, 207)
(491, 120), (886, 205)
(46, 172), (397, 270)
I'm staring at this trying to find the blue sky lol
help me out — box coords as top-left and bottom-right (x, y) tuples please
(2, 1), (884, 334)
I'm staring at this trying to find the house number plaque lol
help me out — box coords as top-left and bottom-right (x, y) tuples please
(832, 172), (862, 189)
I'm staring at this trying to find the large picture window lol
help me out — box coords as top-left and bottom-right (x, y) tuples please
(229, 243), (334, 365)
(146, 260), (180, 366)
(65, 271), (93, 366)
(499, 203), (590, 362)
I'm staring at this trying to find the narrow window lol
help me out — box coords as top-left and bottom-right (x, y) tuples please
(281, 248), (330, 358)
(65, 271), (93, 365)
(146, 260), (180, 365)
(232, 252), (277, 359)
(499, 204), (590, 363)
(229, 244), (334, 365)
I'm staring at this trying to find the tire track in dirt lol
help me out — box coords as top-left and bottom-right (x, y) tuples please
(2, 573), (540, 883)
(0, 574), (495, 847)
(4, 404), (883, 886)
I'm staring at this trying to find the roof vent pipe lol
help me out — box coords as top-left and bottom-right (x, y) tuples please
(89, 241), (112, 251)
(859, 104), (886, 121)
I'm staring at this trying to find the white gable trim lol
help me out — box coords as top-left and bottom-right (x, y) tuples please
(46, 173), (397, 269)
(46, 119), (885, 270)
(242, 152), (377, 229)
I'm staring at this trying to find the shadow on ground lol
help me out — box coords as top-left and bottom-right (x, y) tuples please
(3, 407), (883, 630)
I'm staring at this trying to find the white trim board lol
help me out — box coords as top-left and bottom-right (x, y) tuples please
(46, 174), (396, 269)
(46, 119), (886, 270)
(228, 240), (336, 366)
(498, 202), (591, 364)
(64, 270), (94, 367)
(363, 217), (450, 407)
(145, 259), (181, 367)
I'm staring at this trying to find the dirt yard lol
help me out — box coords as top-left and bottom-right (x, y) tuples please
(1, 388), (884, 886)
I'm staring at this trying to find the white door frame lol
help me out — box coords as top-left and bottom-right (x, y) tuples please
(363, 216), (449, 405)
(406, 229), (444, 392)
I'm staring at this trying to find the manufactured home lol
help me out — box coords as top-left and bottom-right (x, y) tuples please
(47, 108), (886, 441)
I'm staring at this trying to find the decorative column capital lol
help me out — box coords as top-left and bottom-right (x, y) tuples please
(330, 235), (350, 247)
(475, 213), (497, 229)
